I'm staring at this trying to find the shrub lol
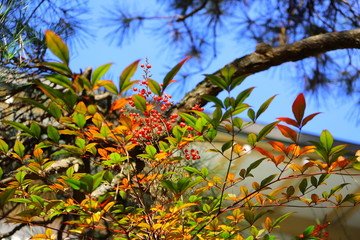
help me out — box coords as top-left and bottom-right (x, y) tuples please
(0, 31), (359, 240)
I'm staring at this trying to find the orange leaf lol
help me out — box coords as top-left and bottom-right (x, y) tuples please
(255, 147), (274, 160)
(268, 141), (286, 153)
(111, 99), (128, 112)
(273, 155), (285, 166)
(277, 124), (298, 143)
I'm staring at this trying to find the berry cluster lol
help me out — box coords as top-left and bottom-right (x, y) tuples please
(184, 148), (200, 160)
(298, 223), (329, 240)
(115, 61), (202, 162)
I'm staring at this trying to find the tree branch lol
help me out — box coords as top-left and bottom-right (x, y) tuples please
(171, 28), (360, 113)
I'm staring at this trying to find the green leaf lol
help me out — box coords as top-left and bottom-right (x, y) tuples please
(202, 203), (211, 213)
(109, 152), (128, 165)
(182, 166), (202, 176)
(220, 66), (235, 86)
(257, 121), (279, 142)
(80, 175), (94, 193)
(92, 63), (113, 87)
(65, 179), (82, 190)
(329, 183), (349, 198)
(42, 62), (72, 76)
(147, 79), (161, 96)
(92, 172), (104, 190)
(30, 194), (44, 208)
(201, 95), (224, 108)
(318, 173), (330, 185)
(221, 140), (233, 152)
(260, 174), (277, 188)
(235, 87), (255, 105)
(36, 81), (64, 101)
(205, 74), (227, 90)
(272, 212), (294, 228)
(248, 133), (257, 146)
(299, 178), (308, 194)
(119, 60), (140, 94)
(132, 95), (147, 112)
(0, 167), (3, 179)
(0, 139), (9, 153)
(73, 113), (86, 129)
(17, 97), (53, 116)
(246, 158), (265, 177)
(329, 144), (348, 155)
(45, 30), (70, 65)
(145, 145), (157, 158)
(256, 95), (277, 119)
(15, 171), (26, 183)
(0, 188), (15, 207)
(230, 74), (249, 90)
(45, 74), (74, 92)
(14, 140), (25, 159)
(244, 210), (255, 225)
(49, 103), (62, 120)
(162, 56), (191, 93)
(303, 225), (315, 236)
(179, 113), (197, 127)
(310, 176), (318, 187)
(2, 120), (32, 135)
(97, 80), (118, 94)
(222, 104), (250, 121)
(30, 121), (41, 139)
(319, 130), (333, 153)
(75, 138), (86, 150)
(161, 180), (177, 194)
(247, 108), (256, 122)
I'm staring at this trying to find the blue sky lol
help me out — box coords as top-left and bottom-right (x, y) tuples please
(67, 0), (359, 145)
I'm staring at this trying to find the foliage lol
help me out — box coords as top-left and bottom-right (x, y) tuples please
(0, 31), (359, 240)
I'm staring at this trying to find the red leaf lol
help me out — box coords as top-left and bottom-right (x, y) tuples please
(276, 117), (299, 128)
(301, 112), (321, 127)
(292, 93), (306, 126)
(277, 125), (298, 143)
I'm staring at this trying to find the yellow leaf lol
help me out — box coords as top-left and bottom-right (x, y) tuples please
(233, 143), (243, 155)
(103, 201), (115, 212)
(90, 212), (101, 223)
(30, 234), (47, 239)
(75, 101), (87, 114)
(137, 222), (151, 230)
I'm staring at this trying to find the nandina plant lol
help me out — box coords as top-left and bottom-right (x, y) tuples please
(0, 31), (359, 240)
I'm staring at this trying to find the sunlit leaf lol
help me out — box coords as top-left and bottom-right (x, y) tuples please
(319, 130), (333, 153)
(292, 93), (306, 126)
(256, 95), (277, 119)
(92, 63), (112, 87)
(42, 62), (72, 76)
(0, 139), (7, 153)
(147, 79), (161, 96)
(132, 95), (147, 112)
(162, 56), (191, 93)
(45, 30), (70, 65)
(119, 60), (140, 94)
